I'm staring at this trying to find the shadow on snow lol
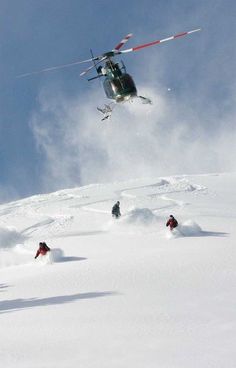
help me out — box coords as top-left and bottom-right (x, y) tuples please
(200, 231), (229, 237)
(0, 291), (117, 314)
(56, 256), (87, 263)
(0, 284), (10, 292)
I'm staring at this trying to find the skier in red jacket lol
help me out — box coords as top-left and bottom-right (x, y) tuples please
(166, 215), (178, 231)
(35, 242), (51, 259)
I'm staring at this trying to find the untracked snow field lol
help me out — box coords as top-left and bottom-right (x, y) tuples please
(0, 173), (236, 367)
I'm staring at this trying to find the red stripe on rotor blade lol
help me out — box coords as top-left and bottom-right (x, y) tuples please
(114, 28), (201, 55)
(174, 32), (188, 39)
(133, 40), (161, 51)
(115, 42), (124, 50)
(114, 34), (133, 50)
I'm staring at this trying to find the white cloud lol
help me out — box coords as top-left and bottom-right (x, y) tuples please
(30, 79), (236, 193)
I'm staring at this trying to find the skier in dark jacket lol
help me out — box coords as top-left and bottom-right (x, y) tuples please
(35, 242), (51, 259)
(166, 215), (178, 231)
(112, 201), (121, 219)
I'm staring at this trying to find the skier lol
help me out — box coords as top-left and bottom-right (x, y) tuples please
(34, 242), (51, 259)
(112, 201), (121, 219)
(166, 215), (178, 231)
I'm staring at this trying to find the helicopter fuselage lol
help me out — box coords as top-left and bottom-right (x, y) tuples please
(97, 59), (137, 103)
(103, 72), (137, 102)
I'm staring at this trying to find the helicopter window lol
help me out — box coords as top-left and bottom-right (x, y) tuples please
(112, 79), (122, 90)
(103, 74), (137, 99)
(103, 79), (115, 98)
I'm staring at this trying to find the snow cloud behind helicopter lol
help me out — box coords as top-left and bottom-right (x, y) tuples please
(30, 78), (236, 192)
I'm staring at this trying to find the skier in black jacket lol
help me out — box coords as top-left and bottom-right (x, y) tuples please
(112, 201), (121, 219)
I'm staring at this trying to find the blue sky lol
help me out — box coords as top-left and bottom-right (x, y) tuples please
(0, 0), (235, 202)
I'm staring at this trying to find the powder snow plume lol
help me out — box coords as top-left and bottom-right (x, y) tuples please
(30, 83), (236, 193)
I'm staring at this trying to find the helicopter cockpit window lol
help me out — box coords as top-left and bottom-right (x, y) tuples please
(111, 79), (123, 93)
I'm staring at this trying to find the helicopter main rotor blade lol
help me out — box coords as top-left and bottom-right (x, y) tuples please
(118, 28), (201, 54)
(80, 56), (107, 76)
(113, 33), (133, 51)
(16, 56), (102, 78)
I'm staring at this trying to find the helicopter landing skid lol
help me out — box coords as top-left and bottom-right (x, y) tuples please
(97, 104), (114, 121)
(138, 95), (152, 104)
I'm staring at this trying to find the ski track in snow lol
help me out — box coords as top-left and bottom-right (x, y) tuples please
(0, 176), (206, 231)
(80, 177), (206, 215)
(0, 173), (236, 368)
(0, 176), (206, 268)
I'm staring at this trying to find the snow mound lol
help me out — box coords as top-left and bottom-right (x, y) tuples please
(0, 243), (33, 268)
(0, 226), (26, 248)
(123, 208), (158, 226)
(179, 220), (202, 236)
(50, 248), (64, 262)
(35, 248), (65, 265)
(105, 208), (159, 234)
(167, 220), (203, 238)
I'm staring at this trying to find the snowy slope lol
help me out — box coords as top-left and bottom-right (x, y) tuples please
(0, 173), (236, 368)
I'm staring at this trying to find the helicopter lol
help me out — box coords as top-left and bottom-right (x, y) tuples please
(17, 28), (201, 120)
